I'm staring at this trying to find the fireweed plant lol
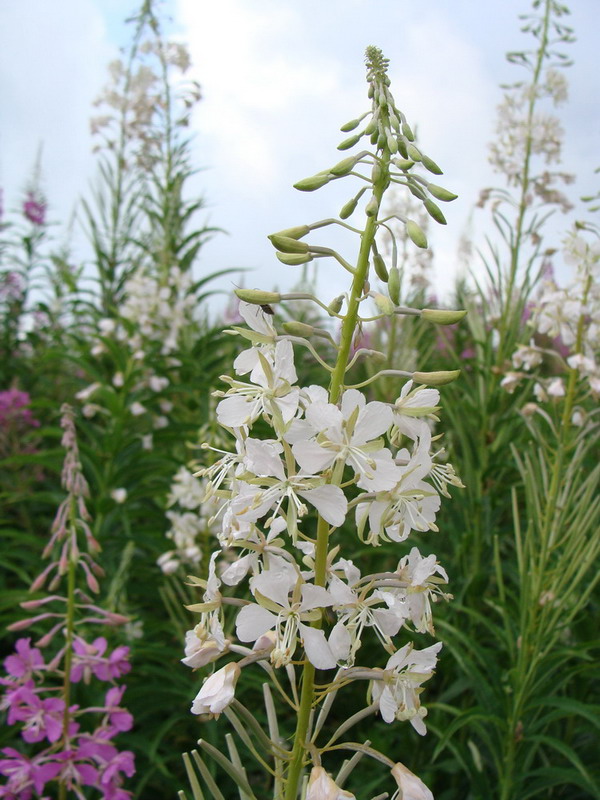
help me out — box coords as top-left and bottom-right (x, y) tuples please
(180, 48), (465, 800)
(0, 405), (135, 799)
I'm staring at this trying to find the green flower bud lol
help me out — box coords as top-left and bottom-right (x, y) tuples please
(413, 370), (461, 386)
(421, 308), (467, 325)
(294, 173), (333, 192)
(406, 219), (428, 249)
(373, 253), (389, 282)
(424, 199), (447, 225)
(406, 143), (422, 162)
(401, 122), (415, 141)
(386, 133), (398, 154)
(377, 131), (387, 149)
(373, 292), (395, 316)
(365, 196), (379, 217)
(268, 234), (310, 253)
(388, 266), (401, 304)
(397, 139), (409, 159)
(235, 289), (281, 305)
(338, 133), (362, 151)
(340, 196), (359, 219)
(330, 155), (359, 176)
(370, 130), (379, 145)
(282, 321), (315, 337)
(365, 116), (378, 135)
(371, 163), (382, 184)
(389, 112), (400, 132)
(340, 116), (363, 132)
(394, 157), (415, 171)
(272, 225), (310, 240)
(427, 184), (458, 202)
(422, 154), (443, 175)
(276, 252), (313, 266)
(328, 294), (344, 314)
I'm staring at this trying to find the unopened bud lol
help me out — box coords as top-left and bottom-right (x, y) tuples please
(294, 173), (332, 192)
(365, 196), (379, 217)
(330, 155), (359, 176)
(402, 122), (415, 141)
(276, 252), (313, 266)
(340, 196), (358, 219)
(413, 370), (461, 386)
(235, 289), (281, 305)
(388, 266), (401, 304)
(268, 234), (309, 253)
(421, 308), (467, 325)
(373, 292), (395, 316)
(424, 199), (447, 225)
(340, 117), (362, 132)
(282, 321), (314, 337)
(422, 154), (443, 175)
(406, 143), (422, 162)
(373, 253), (389, 282)
(337, 133), (361, 151)
(406, 219), (428, 249)
(394, 157), (415, 171)
(272, 225), (310, 240)
(328, 295), (344, 315)
(427, 184), (458, 202)
(386, 133), (398, 154)
(365, 116), (378, 135)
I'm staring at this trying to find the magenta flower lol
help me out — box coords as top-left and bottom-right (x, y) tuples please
(95, 646), (131, 682)
(23, 192), (46, 226)
(8, 686), (73, 744)
(70, 637), (131, 683)
(103, 686), (133, 733)
(4, 638), (45, 680)
(0, 748), (62, 797)
(0, 389), (40, 430)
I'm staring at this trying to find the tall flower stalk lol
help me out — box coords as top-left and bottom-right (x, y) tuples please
(180, 47), (465, 800)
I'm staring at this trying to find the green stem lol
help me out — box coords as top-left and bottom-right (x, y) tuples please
(284, 151), (390, 800)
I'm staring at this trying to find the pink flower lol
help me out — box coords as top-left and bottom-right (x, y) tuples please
(0, 748), (62, 797)
(0, 390), (40, 430)
(95, 646), (131, 682)
(23, 192), (46, 226)
(104, 686), (133, 733)
(4, 638), (45, 680)
(8, 686), (73, 743)
(71, 637), (130, 683)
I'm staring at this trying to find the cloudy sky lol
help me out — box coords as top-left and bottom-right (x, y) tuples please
(1, 0), (598, 306)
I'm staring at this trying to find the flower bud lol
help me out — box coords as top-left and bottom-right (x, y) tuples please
(427, 183), (458, 202)
(421, 308), (467, 325)
(328, 295), (344, 315)
(413, 370), (461, 386)
(294, 173), (332, 191)
(340, 196), (358, 219)
(406, 143), (422, 162)
(272, 225), (310, 240)
(276, 252), (313, 266)
(402, 122), (415, 141)
(282, 321), (315, 337)
(337, 133), (361, 151)
(422, 154), (443, 175)
(388, 266), (401, 304)
(424, 199), (447, 225)
(268, 234), (310, 253)
(394, 157), (415, 171)
(372, 253), (389, 282)
(365, 196), (379, 217)
(364, 116), (378, 135)
(307, 766), (356, 800)
(406, 219), (428, 249)
(390, 762), (433, 800)
(330, 155), (359, 176)
(373, 292), (395, 316)
(386, 133), (398, 154)
(340, 117), (362, 132)
(235, 289), (281, 305)
(191, 662), (241, 716)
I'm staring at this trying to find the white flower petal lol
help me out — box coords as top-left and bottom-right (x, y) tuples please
(299, 623), (337, 670)
(293, 440), (336, 474)
(235, 605), (277, 642)
(299, 485), (347, 527)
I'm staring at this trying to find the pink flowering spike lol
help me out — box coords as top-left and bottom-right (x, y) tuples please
(4, 638), (45, 678)
(7, 612), (60, 632)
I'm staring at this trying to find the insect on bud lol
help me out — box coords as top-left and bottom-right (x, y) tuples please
(421, 308), (467, 325)
(235, 289), (281, 305)
(406, 219), (428, 249)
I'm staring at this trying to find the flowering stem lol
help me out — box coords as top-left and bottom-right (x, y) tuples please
(284, 149), (390, 800)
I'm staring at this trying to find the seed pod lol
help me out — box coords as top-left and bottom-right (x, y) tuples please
(388, 266), (400, 304)
(406, 219), (428, 249)
(365, 196), (379, 217)
(338, 133), (362, 151)
(427, 183), (458, 202)
(422, 154), (443, 175)
(373, 253), (389, 282)
(328, 294), (344, 315)
(330, 155), (359, 176)
(424, 199), (447, 225)
(268, 234), (310, 254)
(401, 122), (415, 141)
(282, 321), (315, 337)
(421, 308), (467, 325)
(413, 369), (461, 386)
(294, 173), (332, 191)
(235, 289), (281, 305)
(272, 225), (310, 240)
(394, 158), (414, 171)
(406, 143), (422, 162)
(276, 252), (313, 266)
(340, 196), (359, 219)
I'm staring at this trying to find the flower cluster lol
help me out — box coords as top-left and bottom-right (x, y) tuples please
(0, 405), (135, 799)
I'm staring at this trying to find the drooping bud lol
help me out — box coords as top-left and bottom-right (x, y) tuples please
(276, 252), (313, 266)
(390, 763), (433, 800)
(328, 295), (344, 315)
(424, 199), (447, 225)
(337, 133), (362, 151)
(373, 253), (389, 282)
(422, 154), (443, 175)
(282, 321), (315, 337)
(294, 173), (333, 192)
(427, 184), (458, 202)
(234, 289), (281, 306)
(401, 122), (415, 141)
(388, 266), (401, 304)
(413, 370), (461, 386)
(406, 219), (428, 249)
(330, 155), (360, 176)
(272, 224), (310, 240)
(340, 196), (359, 219)
(340, 115), (365, 132)
(421, 308), (467, 325)
(268, 234), (310, 254)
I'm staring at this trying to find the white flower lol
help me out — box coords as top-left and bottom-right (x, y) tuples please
(149, 375), (169, 392)
(76, 382), (101, 402)
(110, 488), (127, 504)
(393, 381), (440, 441)
(182, 616), (229, 669)
(130, 401), (147, 416)
(190, 662), (240, 716)
(306, 766), (356, 800)
(168, 467), (205, 509)
(390, 762), (434, 800)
